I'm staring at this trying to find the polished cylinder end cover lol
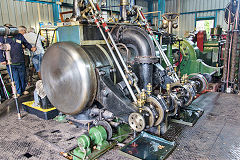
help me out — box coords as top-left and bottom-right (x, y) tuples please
(41, 42), (97, 115)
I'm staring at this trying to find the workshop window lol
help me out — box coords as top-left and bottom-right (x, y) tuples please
(196, 19), (215, 39)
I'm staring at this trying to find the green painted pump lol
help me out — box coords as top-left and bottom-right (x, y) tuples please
(72, 125), (109, 160)
(89, 125), (109, 150)
(73, 134), (91, 160)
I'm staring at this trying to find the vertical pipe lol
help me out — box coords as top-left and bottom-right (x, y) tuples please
(177, 0), (180, 36)
(230, 30), (239, 83)
(72, 0), (81, 19)
(238, 51), (240, 88)
(130, 0), (135, 9)
(226, 29), (234, 89)
(223, 31), (230, 82)
(194, 13), (197, 28)
(120, 0), (128, 22)
(139, 64), (153, 90)
(222, 3), (232, 83)
(230, 1), (239, 83)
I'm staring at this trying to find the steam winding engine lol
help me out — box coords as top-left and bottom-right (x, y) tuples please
(41, 24), (209, 134)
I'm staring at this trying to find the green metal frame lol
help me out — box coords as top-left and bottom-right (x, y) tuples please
(174, 40), (221, 76)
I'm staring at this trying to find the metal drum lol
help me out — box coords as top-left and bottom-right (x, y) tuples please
(41, 42), (113, 115)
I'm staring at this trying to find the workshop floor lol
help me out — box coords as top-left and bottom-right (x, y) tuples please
(0, 92), (239, 160)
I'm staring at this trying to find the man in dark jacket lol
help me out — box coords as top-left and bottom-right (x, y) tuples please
(0, 25), (36, 96)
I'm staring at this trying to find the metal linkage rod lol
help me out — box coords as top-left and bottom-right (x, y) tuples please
(134, 7), (179, 82)
(0, 73), (9, 99)
(90, 1), (131, 75)
(89, 1), (137, 102)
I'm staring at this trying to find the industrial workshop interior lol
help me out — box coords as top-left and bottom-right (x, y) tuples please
(0, 0), (240, 159)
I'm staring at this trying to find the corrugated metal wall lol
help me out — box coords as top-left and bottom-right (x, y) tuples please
(0, 0), (53, 31)
(165, 0), (230, 36)
(0, 0), (230, 36)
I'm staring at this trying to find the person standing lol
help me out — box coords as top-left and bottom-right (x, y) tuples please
(24, 27), (45, 79)
(0, 24), (36, 96)
(18, 26), (30, 70)
(18, 26), (31, 86)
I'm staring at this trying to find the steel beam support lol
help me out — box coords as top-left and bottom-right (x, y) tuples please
(52, 0), (61, 25)
(14, 0), (53, 4)
(158, 0), (165, 26)
(181, 8), (224, 15)
(195, 13), (197, 28)
(148, 0), (153, 23)
(215, 11), (218, 27)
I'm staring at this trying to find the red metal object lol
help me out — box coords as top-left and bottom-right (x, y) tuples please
(96, 4), (101, 11)
(197, 31), (204, 52)
(175, 52), (183, 67)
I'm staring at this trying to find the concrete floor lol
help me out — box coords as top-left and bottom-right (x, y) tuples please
(0, 92), (240, 160)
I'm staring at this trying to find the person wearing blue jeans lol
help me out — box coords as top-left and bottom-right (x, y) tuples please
(0, 25), (36, 96)
(24, 27), (46, 79)
(32, 52), (43, 73)
(6, 63), (26, 95)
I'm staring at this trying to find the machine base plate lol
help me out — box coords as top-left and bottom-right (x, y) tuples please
(170, 104), (204, 126)
(69, 141), (117, 160)
(120, 131), (176, 160)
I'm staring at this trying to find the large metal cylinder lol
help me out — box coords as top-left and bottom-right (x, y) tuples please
(41, 42), (113, 115)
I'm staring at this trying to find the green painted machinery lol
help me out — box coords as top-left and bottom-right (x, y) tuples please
(72, 125), (109, 160)
(173, 40), (221, 77)
(89, 125), (109, 150)
(73, 134), (91, 160)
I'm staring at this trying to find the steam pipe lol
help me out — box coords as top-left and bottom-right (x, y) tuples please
(72, 0), (81, 18)
(133, 6), (179, 82)
(120, 0), (129, 21)
(114, 26), (157, 89)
